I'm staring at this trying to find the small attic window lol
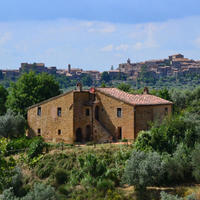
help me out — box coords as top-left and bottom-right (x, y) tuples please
(117, 108), (122, 118)
(57, 107), (62, 117)
(37, 107), (41, 116)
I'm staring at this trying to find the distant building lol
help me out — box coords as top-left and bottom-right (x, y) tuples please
(20, 63), (57, 74)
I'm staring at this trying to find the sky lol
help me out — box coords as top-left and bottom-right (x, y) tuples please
(0, 0), (200, 71)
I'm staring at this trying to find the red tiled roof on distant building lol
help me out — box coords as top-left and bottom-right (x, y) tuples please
(96, 88), (172, 106)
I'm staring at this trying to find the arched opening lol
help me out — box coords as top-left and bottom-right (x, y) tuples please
(75, 128), (83, 142)
(85, 125), (91, 141)
(95, 106), (99, 121)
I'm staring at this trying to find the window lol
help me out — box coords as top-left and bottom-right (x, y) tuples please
(37, 107), (41, 116)
(86, 109), (90, 116)
(57, 107), (62, 117)
(117, 108), (122, 118)
(58, 129), (61, 135)
(38, 128), (41, 136)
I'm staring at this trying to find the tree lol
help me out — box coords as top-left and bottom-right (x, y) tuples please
(100, 72), (110, 83)
(0, 85), (8, 115)
(81, 74), (93, 86)
(0, 110), (26, 138)
(117, 83), (131, 92)
(122, 150), (163, 191)
(6, 72), (61, 117)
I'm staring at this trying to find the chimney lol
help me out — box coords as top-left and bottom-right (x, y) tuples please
(68, 64), (71, 73)
(76, 82), (82, 92)
(143, 87), (149, 94)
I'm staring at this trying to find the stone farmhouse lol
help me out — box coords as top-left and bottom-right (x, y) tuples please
(27, 84), (173, 143)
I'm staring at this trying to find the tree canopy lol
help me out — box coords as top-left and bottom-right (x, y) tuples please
(0, 85), (8, 115)
(6, 72), (61, 117)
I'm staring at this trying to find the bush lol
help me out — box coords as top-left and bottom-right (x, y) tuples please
(6, 137), (32, 156)
(96, 179), (114, 193)
(55, 169), (68, 185)
(21, 183), (56, 200)
(0, 110), (26, 138)
(191, 143), (200, 182)
(134, 113), (200, 154)
(27, 137), (46, 159)
(160, 191), (183, 200)
(122, 150), (163, 191)
(162, 143), (192, 184)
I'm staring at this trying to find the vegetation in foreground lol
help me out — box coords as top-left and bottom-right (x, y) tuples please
(1, 72), (200, 199)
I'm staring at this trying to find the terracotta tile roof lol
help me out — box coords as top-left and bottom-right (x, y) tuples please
(96, 88), (173, 106)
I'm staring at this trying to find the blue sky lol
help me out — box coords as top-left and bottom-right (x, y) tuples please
(0, 0), (200, 71)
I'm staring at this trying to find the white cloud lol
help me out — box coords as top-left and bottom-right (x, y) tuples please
(0, 32), (12, 45)
(100, 44), (113, 52)
(115, 44), (129, 51)
(195, 37), (200, 47)
(88, 23), (116, 33)
(0, 16), (200, 70)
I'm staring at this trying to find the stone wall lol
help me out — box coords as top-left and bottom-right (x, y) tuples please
(73, 91), (92, 142)
(135, 104), (172, 137)
(27, 91), (74, 143)
(95, 91), (135, 140)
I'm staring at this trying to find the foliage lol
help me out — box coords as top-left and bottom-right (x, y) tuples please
(0, 156), (16, 192)
(162, 144), (192, 184)
(0, 84), (8, 115)
(191, 143), (200, 182)
(1, 183), (56, 200)
(134, 113), (200, 154)
(6, 137), (32, 156)
(100, 72), (110, 83)
(27, 137), (47, 159)
(0, 110), (26, 138)
(122, 150), (163, 190)
(96, 179), (115, 193)
(80, 74), (93, 86)
(6, 72), (61, 117)
(117, 83), (131, 92)
(55, 169), (68, 185)
(160, 192), (183, 200)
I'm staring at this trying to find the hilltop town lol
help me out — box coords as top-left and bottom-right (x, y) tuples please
(1, 54), (200, 86)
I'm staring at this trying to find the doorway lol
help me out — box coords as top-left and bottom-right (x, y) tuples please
(117, 127), (122, 140)
(75, 128), (83, 142)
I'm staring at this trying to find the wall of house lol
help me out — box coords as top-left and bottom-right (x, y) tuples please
(95, 91), (135, 140)
(27, 92), (74, 143)
(73, 91), (92, 142)
(135, 104), (172, 137)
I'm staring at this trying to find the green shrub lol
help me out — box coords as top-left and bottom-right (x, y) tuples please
(36, 164), (54, 179)
(27, 137), (46, 159)
(6, 137), (32, 156)
(96, 179), (114, 193)
(161, 143), (192, 184)
(122, 150), (163, 191)
(160, 191), (183, 200)
(22, 183), (56, 200)
(55, 169), (68, 185)
(191, 143), (200, 182)
(134, 113), (200, 154)
(0, 110), (26, 138)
